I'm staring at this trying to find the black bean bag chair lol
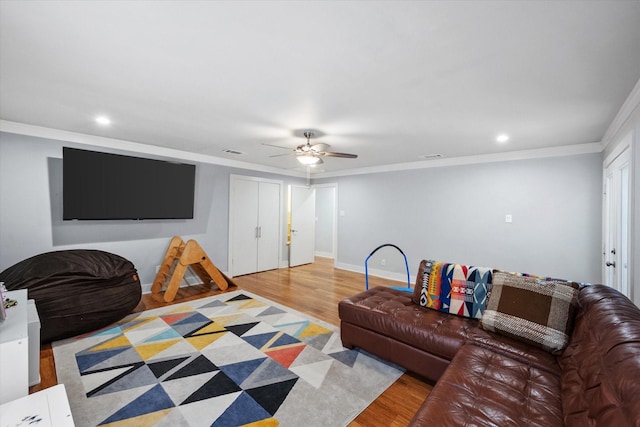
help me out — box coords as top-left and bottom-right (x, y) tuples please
(0, 250), (141, 343)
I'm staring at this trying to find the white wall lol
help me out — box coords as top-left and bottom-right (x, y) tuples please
(316, 153), (603, 285)
(0, 131), (305, 289)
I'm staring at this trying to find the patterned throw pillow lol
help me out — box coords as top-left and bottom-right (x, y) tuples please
(419, 260), (493, 319)
(479, 271), (580, 355)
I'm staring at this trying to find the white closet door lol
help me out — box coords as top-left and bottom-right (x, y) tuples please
(257, 181), (281, 272)
(230, 178), (259, 276)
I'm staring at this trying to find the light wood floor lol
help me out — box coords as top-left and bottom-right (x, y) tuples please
(31, 257), (433, 426)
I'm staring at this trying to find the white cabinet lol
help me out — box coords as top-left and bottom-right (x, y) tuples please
(230, 175), (281, 276)
(0, 290), (29, 404)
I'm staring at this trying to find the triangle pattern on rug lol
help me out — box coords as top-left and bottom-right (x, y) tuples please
(99, 383), (175, 425)
(55, 290), (405, 427)
(181, 370), (242, 405)
(211, 391), (272, 427)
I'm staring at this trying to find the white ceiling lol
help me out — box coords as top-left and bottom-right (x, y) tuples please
(1, 1), (640, 175)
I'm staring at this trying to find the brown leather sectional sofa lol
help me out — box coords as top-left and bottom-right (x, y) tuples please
(338, 261), (640, 426)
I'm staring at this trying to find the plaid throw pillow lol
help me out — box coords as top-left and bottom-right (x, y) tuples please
(419, 260), (493, 319)
(479, 271), (580, 354)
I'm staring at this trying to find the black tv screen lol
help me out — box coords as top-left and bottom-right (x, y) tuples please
(63, 147), (196, 220)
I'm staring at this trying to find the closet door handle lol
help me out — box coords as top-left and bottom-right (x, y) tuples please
(606, 261), (616, 267)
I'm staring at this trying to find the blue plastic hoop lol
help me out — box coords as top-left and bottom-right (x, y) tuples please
(364, 243), (412, 292)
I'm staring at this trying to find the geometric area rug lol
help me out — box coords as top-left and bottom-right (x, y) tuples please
(53, 290), (404, 426)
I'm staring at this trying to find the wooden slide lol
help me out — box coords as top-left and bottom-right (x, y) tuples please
(151, 236), (230, 302)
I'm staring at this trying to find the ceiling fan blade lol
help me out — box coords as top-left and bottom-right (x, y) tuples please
(320, 152), (358, 159)
(310, 143), (330, 152)
(269, 153), (293, 158)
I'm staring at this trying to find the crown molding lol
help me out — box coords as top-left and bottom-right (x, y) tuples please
(602, 76), (640, 149)
(0, 120), (306, 178)
(313, 142), (603, 179)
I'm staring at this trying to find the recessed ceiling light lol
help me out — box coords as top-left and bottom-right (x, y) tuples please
(95, 116), (111, 125)
(496, 134), (510, 143)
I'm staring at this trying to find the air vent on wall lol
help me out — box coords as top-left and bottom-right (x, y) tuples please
(222, 149), (245, 155)
(420, 154), (443, 160)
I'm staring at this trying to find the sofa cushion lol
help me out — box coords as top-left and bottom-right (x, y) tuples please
(559, 285), (640, 427)
(408, 343), (564, 427)
(339, 286), (478, 361)
(480, 271), (579, 354)
(414, 259), (492, 319)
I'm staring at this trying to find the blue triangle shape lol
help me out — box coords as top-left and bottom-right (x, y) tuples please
(219, 358), (267, 386)
(98, 383), (174, 425)
(76, 347), (131, 374)
(271, 333), (300, 348)
(211, 391), (271, 426)
(329, 349), (359, 367)
(243, 332), (278, 349)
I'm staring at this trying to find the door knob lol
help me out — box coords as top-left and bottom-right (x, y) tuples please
(606, 261), (616, 267)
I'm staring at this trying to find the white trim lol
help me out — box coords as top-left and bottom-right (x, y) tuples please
(0, 120), (306, 178)
(602, 77), (640, 149)
(604, 131), (633, 167)
(335, 261), (415, 287)
(314, 251), (334, 259)
(313, 142), (603, 179)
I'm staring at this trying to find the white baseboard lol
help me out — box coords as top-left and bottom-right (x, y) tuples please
(314, 251), (334, 259)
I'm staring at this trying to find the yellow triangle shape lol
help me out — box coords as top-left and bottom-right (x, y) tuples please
(119, 316), (158, 333)
(166, 304), (195, 314)
(186, 332), (226, 351)
(135, 339), (180, 360)
(298, 323), (332, 338)
(100, 408), (173, 427)
(241, 418), (279, 427)
(91, 334), (132, 351)
(239, 299), (267, 310)
(192, 321), (226, 335)
(209, 314), (242, 326)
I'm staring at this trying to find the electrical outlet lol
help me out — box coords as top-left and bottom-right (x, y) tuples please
(381, 259), (386, 266)
(505, 214), (513, 223)
(155, 265), (161, 273)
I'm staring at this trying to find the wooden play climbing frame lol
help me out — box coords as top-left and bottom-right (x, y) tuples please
(151, 236), (229, 302)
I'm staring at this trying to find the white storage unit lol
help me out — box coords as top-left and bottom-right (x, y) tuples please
(27, 299), (41, 386)
(0, 289), (29, 404)
(0, 384), (75, 426)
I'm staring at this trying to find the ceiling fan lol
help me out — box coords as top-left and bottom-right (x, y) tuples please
(266, 131), (358, 165)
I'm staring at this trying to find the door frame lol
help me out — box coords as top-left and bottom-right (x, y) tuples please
(288, 185), (316, 267)
(311, 182), (338, 261)
(602, 133), (633, 298)
(228, 174), (283, 277)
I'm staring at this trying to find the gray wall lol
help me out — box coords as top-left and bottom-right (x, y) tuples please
(314, 186), (335, 257)
(0, 132), (305, 287)
(317, 153), (603, 285)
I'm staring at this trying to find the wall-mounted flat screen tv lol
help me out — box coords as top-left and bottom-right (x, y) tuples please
(63, 147), (196, 220)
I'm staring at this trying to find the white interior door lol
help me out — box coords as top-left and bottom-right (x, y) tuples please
(603, 146), (631, 297)
(230, 178), (259, 276)
(257, 181), (281, 272)
(290, 186), (316, 267)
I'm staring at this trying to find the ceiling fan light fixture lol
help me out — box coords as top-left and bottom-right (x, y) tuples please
(297, 154), (321, 165)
